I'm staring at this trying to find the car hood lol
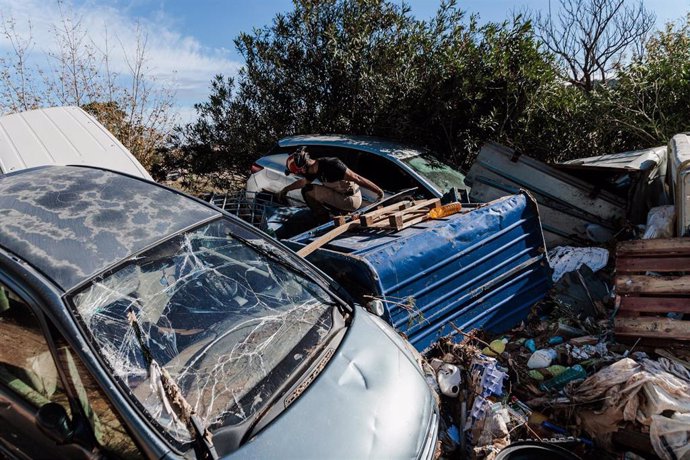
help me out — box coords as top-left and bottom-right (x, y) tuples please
(224, 309), (437, 459)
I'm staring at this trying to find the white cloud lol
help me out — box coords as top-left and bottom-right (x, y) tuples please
(0, 0), (241, 119)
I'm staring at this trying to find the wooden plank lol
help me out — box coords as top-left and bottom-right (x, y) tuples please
(390, 214), (430, 231)
(618, 296), (690, 313)
(386, 199), (439, 230)
(389, 213), (403, 230)
(387, 198), (439, 222)
(616, 256), (690, 273)
(617, 238), (690, 256)
(359, 200), (413, 226)
(296, 221), (360, 257)
(615, 317), (690, 340)
(616, 275), (690, 295)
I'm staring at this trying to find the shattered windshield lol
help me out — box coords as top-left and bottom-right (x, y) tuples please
(401, 154), (468, 193)
(70, 218), (335, 444)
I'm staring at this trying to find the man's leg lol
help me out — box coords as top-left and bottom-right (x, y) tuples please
(302, 184), (332, 223)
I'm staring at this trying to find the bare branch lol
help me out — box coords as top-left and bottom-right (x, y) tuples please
(536, 0), (655, 90)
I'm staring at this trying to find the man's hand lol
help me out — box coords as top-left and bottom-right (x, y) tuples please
(276, 189), (287, 204)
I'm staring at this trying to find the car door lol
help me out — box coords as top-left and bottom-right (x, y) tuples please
(0, 280), (93, 459)
(0, 278), (146, 460)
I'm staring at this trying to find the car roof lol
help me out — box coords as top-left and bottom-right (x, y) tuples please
(278, 134), (424, 160)
(0, 166), (219, 291)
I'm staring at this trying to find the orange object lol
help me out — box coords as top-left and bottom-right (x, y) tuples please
(427, 202), (462, 219)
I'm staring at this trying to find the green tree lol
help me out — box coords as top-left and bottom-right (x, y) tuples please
(173, 0), (556, 178)
(606, 15), (690, 146)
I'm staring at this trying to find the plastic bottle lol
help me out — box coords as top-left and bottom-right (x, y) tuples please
(482, 338), (506, 357)
(539, 364), (587, 391)
(527, 348), (558, 369)
(546, 365), (567, 377)
(524, 338), (537, 353)
(427, 202), (462, 219)
(547, 336), (564, 345)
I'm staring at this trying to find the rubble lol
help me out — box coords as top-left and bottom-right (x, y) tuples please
(423, 214), (690, 459)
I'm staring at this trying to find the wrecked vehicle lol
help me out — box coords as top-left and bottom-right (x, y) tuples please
(0, 106), (152, 180)
(0, 166), (439, 459)
(246, 134), (469, 206)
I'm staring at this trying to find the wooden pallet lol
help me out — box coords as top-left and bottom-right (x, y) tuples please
(614, 238), (690, 342)
(297, 198), (442, 257)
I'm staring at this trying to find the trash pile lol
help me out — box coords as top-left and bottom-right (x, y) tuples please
(425, 241), (690, 460)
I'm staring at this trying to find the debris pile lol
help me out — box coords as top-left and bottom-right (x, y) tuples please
(425, 237), (690, 459)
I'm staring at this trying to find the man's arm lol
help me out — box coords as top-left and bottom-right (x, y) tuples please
(343, 169), (384, 200)
(278, 178), (309, 201)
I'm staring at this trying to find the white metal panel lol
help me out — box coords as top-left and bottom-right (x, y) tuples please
(669, 133), (690, 236)
(466, 142), (627, 247)
(560, 146), (667, 171)
(0, 106), (152, 180)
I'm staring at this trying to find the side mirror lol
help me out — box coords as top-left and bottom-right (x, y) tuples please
(36, 402), (74, 444)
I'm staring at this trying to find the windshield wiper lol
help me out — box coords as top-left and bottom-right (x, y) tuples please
(127, 310), (219, 460)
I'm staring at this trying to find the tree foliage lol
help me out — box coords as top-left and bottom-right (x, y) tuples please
(173, 0), (690, 187)
(606, 15), (690, 146)
(172, 0), (555, 182)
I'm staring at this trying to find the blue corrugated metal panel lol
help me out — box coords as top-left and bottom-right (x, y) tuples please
(287, 192), (551, 351)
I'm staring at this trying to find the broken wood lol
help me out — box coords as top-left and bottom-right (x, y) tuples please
(333, 215), (348, 227)
(297, 198), (443, 256)
(614, 317), (690, 341)
(614, 237), (690, 344)
(618, 296), (690, 313)
(616, 256), (690, 273)
(296, 221), (359, 257)
(616, 238), (690, 256)
(387, 198), (440, 230)
(616, 275), (690, 295)
(568, 335), (599, 346)
(359, 200), (413, 226)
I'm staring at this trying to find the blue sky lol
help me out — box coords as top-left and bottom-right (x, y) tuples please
(0, 0), (687, 122)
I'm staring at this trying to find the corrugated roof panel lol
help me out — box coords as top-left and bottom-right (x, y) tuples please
(288, 192), (551, 351)
(559, 146), (666, 171)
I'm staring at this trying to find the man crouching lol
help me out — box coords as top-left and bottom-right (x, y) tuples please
(278, 146), (384, 223)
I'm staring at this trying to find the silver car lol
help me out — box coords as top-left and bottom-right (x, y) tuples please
(0, 165), (438, 459)
(246, 134), (469, 206)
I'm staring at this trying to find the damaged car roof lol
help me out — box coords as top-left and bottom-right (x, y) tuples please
(0, 166), (218, 290)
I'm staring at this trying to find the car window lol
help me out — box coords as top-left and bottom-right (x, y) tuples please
(400, 154), (468, 193)
(70, 218), (337, 445)
(356, 154), (428, 195)
(0, 282), (70, 412)
(54, 334), (144, 459)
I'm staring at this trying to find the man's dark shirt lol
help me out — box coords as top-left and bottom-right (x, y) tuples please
(304, 157), (347, 183)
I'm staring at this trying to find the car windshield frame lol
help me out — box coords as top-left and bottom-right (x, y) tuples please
(67, 216), (341, 448)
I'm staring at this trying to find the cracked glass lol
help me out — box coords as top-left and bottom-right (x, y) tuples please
(70, 218), (336, 444)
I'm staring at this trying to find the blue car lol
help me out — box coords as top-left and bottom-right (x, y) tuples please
(0, 166), (438, 459)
